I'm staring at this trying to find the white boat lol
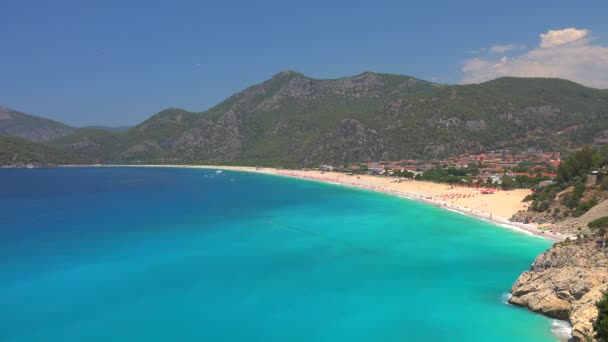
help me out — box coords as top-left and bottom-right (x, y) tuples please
(215, 170), (223, 174)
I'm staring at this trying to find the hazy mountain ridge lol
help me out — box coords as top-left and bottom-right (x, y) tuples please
(81, 125), (131, 132)
(2, 72), (608, 166)
(0, 107), (75, 142)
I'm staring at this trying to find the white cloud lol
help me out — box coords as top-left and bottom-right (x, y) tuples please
(489, 44), (525, 54)
(462, 28), (608, 88)
(539, 28), (589, 48)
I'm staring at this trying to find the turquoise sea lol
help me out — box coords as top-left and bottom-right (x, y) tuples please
(0, 167), (559, 341)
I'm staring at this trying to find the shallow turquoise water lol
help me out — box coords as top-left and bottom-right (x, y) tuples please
(0, 167), (556, 341)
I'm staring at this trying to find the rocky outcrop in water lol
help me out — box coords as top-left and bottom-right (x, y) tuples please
(509, 238), (608, 341)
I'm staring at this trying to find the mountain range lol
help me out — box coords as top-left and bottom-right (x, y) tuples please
(0, 107), (75, 142)
(2, 71), (608, 167)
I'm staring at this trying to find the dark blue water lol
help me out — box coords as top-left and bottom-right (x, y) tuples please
(0, 167), (557, 341)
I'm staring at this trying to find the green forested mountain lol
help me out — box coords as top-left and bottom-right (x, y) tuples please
(0, 107), (75, 142)
(0, 136), (74, 166)
(2, 71), (608, 167)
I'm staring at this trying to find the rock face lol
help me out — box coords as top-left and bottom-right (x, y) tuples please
(301, 119), (392, 165)
(509, 238), (608, 341)
(511, 192), (608, 228)
(551, 199), (608, 235)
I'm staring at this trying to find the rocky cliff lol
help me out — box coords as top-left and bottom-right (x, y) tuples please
(550, 199), (608, 236)
(509, 238), (608, 341)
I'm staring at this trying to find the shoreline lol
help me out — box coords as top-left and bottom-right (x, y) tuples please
(61, 164), (573, 242)
(55, 164), (575, 340)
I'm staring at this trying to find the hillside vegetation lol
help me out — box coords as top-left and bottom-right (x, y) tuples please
(0, 136), (73, 166)
(520, 146), (608, 225)
(0, 107), (75, 142)
(2, 72), (608, 166)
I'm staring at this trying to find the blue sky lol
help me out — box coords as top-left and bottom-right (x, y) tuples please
(1, 0), (607, 126)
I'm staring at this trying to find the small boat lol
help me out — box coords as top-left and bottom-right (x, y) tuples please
(215, 170), (223, 174)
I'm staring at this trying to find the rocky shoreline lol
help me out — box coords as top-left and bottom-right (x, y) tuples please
(509, 238), (608, 341)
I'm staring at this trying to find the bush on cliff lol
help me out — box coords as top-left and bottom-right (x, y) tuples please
(528, 146), (608, 218)
(557, 146), (601, 184)
(595, 291), (608, 341)
(589, 217), (608, 235)
(572, 198), (599, 218)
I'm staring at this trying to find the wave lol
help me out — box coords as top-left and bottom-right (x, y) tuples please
(446, 208), (467, 216)
(497, 223), (535, 237)
(550, 319), (572, 341)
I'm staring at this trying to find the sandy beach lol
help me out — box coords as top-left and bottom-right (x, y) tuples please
(77, 164), (573, 241)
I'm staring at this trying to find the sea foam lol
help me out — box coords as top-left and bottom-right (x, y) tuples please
(551, 319), (572, 341)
